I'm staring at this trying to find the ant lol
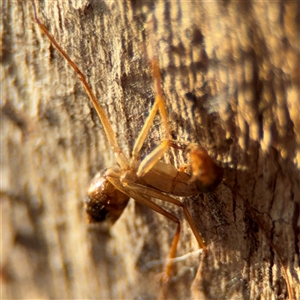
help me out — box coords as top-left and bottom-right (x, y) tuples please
(31, 3), (295, 300)
(31, 1), (223, 298)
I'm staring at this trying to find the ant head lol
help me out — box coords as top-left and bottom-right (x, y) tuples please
(187, 144), (223, 192)
(85, 170), (130, 226)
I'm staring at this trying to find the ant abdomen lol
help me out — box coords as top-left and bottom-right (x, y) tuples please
(86, 170), (130, 225)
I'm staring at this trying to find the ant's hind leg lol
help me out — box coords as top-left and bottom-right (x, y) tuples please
(31, 0), (129, 169)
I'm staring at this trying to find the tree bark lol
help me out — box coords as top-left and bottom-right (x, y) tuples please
(2, 1), (299, 299)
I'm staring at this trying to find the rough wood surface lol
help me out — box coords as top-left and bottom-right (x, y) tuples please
(2, 1), (299, 299)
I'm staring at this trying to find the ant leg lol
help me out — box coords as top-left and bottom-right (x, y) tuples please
(117, 180), (206, 299)
(131, 95), (170, 169)
(136, 139), (170, 177)
(107, 176), (181, 298)
(131, 59), (172, 177)
(126, 182), (206, 250)
(151, 58), (170, 139)
(132, 58), (170, 160)
(31, 0), (129, 169)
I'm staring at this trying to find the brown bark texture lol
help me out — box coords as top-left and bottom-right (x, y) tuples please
(1, 1), (300, 299)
